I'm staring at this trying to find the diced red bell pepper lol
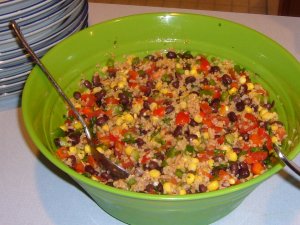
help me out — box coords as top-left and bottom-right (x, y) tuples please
(75, 162), (85, 173)
(81, 93), (96, 107)
(104, 97), (120, 105)
(56, 147), (69, 159)
(200, 102), (212, 114)
(175, 111), (190, 125)
(153, 107), (166, 117)
(245, 151), (268, 164)
(199, 57), (211, 72)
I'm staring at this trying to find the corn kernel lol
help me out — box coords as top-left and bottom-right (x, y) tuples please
(245, 105), (253, 113)
(188, 163), (197, 171)
(207, 180), (219, 191)
(150, 102), (158, 111)
(228, 87), (237, 95)
(272, 136), (278, 143)
(96, 146), (104, 153)
(116, 117), (123, 126)
(192, 158), (199, 164)
(221, 144), (232, 152)
(84, 144), (91, 154)
(93, 87), (102, 93)
(184, 70), (190, 76)
(176, 63), (182, 69)
(271, 124), (278, 131)
(91, 175), (99, 181)
(190, 69), (197, 75)
(151, 116), (159, 123)
(117, 81), (126, 89)
(132, 103), (143, 114)
(101, 66), (108, 73)
(102, 124), (109, 132)
(208, 159), (214, 168)
(155, 81), (163, 90)
(203, 132), (209, 139)
(60, 124), (67, 131)
(74, 102), (82, 108)
(247, 82), (254, 90)
(149, 169), (161, 178)
(73, 120), (83, 130)
(110, 81), (117, 89)
(239, 76), (247, 84)
(163, 182), (173, 194)
(186, 173), (195, 184)
(192, 139), (201, 146)
(160, 88), (169, 94)
(261, 112), (276, 121)
(194, 114), (203, 123)
(68, 146), (77, 155)
(125, 146), (134, 156)
(179, 189), (187, 195)
(180, 101), (187, 109)
(229, 178), (236, 185)
(123, 113), (134, 123)
(226, 151), (238, 162)
(121, 123), (128, 130)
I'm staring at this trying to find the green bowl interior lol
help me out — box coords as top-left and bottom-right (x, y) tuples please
(22, 12), (300, 202)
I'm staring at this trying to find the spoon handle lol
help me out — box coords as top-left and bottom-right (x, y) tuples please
(10, 20), (129, 179)
(274, 145), (300, 176)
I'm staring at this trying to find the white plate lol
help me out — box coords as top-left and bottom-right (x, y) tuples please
(0, 0), (85, 52)
(0, 0), (71, 41)
(0, 0), (56, 20)
(0, 0), (87, 68)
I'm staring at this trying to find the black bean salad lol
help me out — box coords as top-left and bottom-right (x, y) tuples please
(54, 50), (287, 195)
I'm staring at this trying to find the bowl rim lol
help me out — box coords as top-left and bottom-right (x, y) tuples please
(22, 12), (300, 201)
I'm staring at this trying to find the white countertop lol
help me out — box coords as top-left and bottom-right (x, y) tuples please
(0, 3), (300, 225)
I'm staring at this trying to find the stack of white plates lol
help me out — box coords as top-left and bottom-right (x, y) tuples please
(0, 0), (88, 109)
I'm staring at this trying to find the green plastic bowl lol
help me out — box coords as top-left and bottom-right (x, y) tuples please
(22, 13), (300, 225)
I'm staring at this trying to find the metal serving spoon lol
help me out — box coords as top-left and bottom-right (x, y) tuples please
(273, 145), (300, 176)
(11, 20), (129, 179)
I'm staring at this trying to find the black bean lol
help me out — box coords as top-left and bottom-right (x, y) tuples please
(209, 66), (220, 73)
(139, 128), (148, 135)
(108, 70), (116, 78)
(73, 91), (81, 100)
(230, 162), (239, 175)
(239, 162), (248, 169)
(96, 114), (109, 126)
(172, 80), (180, 88)
(83, 80), (93, 89)
(198, 184), (207, 193)
(85, 165), (96, 175)
(201, 78), (209, 85)
(94, 90), (107, 101)
(183, 63), (191, 70)
(144, 54), (156, 61)
(175, 72), (182, 80)
(239, 84), (248, 96)
(173, 125), (182, 137)
(264, 101), (274, 110)
(211, 167), (220, 177)
(165, 105), (175, 114)
(143, 100), (150, 110)
(210, 98), (220, 113)
(243, 98), (252, 105)
(92, 74), (101, 87)
(135, 138), (145, 147)
(227, 111), (237, 122)
(118, 93), (130, 106)
(221, 74), (232, 86)
(238, 167), (250, 178)
(182, 52), (193, 59)
(155, 182), (164, 193)
(54, 137), (61, 147)
(189, 119), (199, 127)
(233, 147), (242, 154)
(139, 108), (149, 117)
(148, 160), (160, 170)
(251, 104), (258, 112)
(68, 133), (81, 145)
(185, 76), (196, 84)
(100, 172), (112, 181)
(241, 133), (249, 141)
(155, 152), (165, 161)
(142, 86), (152, 97)
(146, 80), (155, 89)
(166, 51), (177, 59)
(145, 184), (155, 193)
(68, 155), (76, 168)
(235, 101), (245, 112)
